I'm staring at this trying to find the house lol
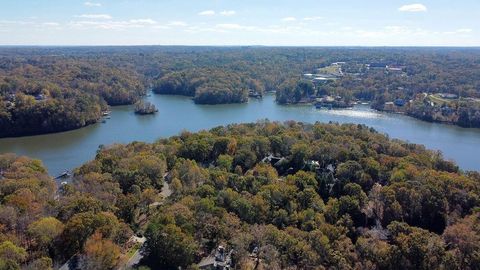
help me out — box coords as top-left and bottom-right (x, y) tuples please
(305, 160), (320, 171)
(5, 101), (14, 108)
(320, 96), (335, 103)
(312, 77), (332, 84)
(198, 245), (233, 270)
(6, 94), (16, 101)
(384, 102), (395, 111)
(248, 90), (262, 99)
(439, 93), (458, 99)
(386, 65), (406, 72)
(394, 98), (406, 107)
(34, 94), (46, 101)
(262, 154), (286, 167)
(441, 106), (454, 115)
(368, 63), (387, 69)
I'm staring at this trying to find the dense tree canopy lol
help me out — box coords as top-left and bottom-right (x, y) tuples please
(2, 47), (480, 136)
(35, 122), (480, 269)
(0, 53), (145, 137)
(1, 121), (480, 268)
(152, 68), (260, 104)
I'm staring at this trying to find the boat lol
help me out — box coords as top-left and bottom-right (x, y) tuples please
(315, 103), (333, 110)
(55, 170), (71, 179)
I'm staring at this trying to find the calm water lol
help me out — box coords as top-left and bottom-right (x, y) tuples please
(1, 93), (479, 176)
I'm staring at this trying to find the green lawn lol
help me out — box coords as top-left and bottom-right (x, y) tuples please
(428, 94), (452, 105)
(317, 65), (341, 75)
(126, 242), (142, 259)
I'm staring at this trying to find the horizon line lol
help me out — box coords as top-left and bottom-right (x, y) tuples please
(0, 44), (479, 48)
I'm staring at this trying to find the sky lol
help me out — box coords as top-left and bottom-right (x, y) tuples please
(0, 0), (478, 46)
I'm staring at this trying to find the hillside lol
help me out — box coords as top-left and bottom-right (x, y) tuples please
(1, 122), (479, 269)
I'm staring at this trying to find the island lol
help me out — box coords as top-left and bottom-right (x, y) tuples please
(0, 122), (479, 269)
(134, 101), (158, 115)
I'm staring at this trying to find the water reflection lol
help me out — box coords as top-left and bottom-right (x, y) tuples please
(0, 93), (479, 175)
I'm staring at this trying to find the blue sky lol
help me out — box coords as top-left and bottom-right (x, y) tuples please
(0, 0), (478, 46)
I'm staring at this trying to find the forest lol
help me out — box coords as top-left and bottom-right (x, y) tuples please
(152, 68), (262, 104)
(0, 53), (145, 137)
(1, 121), (479, 269)
(1, 46), (480, 137)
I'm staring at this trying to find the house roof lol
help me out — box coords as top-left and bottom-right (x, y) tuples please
(198, 256), (216, 268)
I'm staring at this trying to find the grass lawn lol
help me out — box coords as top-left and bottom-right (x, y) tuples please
(428, 94), (453, 105)
(126, 242), (142, 259)
(317, 65), (341, 75)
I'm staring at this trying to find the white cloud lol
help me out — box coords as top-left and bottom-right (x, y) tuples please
(0, 20), (34, 25)
(456, 28), (473, 33)
(212, 23), (316, 35)
(216, 24), (246, 30)
(282, 17), (296, 22)
(84, 2), (101, 7)
(129, 19), (156, 25)
(185, 25), (221, 33)
(303, 16), (323, 21)
(42, 22), (60, 27)
(69, 18), (160, 30)
(198, 10), (215, 16)
(384, 25), (411, 34)
(220, 10), (236, 16)
(443, 28), (474, 35)
(398, 4), (427, 12)
(153, 25), (170, 30)
(168, 21), (188, 27)
(216, 24), (240, 29)
(76, 14), (112, 19)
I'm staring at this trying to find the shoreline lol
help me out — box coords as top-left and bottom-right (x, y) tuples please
(2, 95), (480, 139)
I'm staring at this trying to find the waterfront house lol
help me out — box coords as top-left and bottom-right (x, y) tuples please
(439, 93), (458, 99)
(394, 98), (406, 107)
(384, 102), (395, 111)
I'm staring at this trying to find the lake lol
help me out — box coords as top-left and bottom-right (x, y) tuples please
(1, 93), (479, 176)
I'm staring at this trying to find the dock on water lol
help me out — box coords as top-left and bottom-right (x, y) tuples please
(55, 170), (72, 179)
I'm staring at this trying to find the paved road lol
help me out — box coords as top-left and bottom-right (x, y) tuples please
(121, 236), (146, 270)
(120, 179), (170, 269)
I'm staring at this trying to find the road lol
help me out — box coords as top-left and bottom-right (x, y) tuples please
(120, 179), (171, 269)
(122, 236), (146, 270)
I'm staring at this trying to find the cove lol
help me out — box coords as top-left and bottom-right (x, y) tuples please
(1, 93), (479, 176)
